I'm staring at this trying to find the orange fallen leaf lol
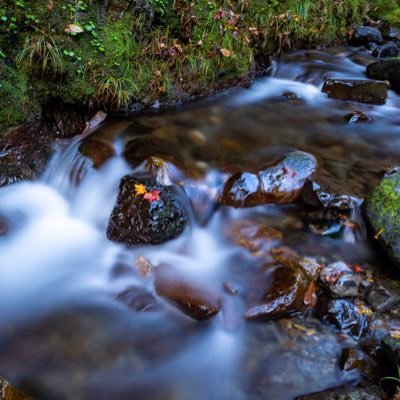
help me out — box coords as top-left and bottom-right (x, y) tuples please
(134, 183), (147, 196)
(303, 281), (317, 308)
(220, 48), (231, 57)
(174, 43), (183, 53)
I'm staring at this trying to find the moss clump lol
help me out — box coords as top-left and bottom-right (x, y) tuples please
(0, 0), (377, 135)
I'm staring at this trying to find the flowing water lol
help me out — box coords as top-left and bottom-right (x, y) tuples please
(1, 46), (400, 399)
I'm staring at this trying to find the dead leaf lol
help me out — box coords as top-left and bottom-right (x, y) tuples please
(174, 43), (183, 53)
(65, 24), (84, 34)
(220, 48), (231, 57)
(293, 323), (317, 336)
(303, 281), (317, 308)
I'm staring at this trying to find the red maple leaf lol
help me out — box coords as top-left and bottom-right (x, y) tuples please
(144, 190), (161, 203)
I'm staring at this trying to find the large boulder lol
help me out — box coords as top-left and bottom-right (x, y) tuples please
(321, 79), (388, 105)
(349, 26), (383, 46)
(221, 150), (317, 208)
(107, 176), (187, 246)
(366, 59), (400, 93)
(364, 167), (400, 269)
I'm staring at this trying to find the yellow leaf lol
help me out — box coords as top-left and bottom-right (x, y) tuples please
(220, 48), (231, 57)
(65, 24), (84, 34)
(134, 183), (147, 196)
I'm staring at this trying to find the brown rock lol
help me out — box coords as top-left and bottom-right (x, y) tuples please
(78, 137), (115, 168)
(154, 265), (221, 321)
(245, 263), (310, 320)
(322, 79), (388, 105)
(340, 347), (365, 371)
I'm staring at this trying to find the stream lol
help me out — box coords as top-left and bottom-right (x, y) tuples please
(1, 45), (400, 399)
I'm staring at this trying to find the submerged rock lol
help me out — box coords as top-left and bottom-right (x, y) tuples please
(349, 26), (383, 46)
(221, 151), (316, 208)
(117, 285), (160, 312)
(245, 263), (310, 320)
(296, 384), (383, 400)
(78, 137), (115, 168)
(340, 348), (366, 371)
(345, 111), (372, 124)
(321, 79), (388, 105)
(154, 265), (221, 321)
(372, 43), (399, 58)
(107, 176), (187, 246)
(366, 59), (400, 93)
(364, 167), (400, 270)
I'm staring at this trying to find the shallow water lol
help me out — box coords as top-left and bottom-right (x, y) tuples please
(0, 46), (399, 399)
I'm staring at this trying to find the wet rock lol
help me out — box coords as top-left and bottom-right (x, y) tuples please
(364, 167), (400, 269)
(296, 384), (383, 400)
(117, 286), (160, 312)
(245, 263), (310, 320)
(154, 265), (221, 321)
(229, 221), (283, 254)
(323, 299), (367, 336)
(307, 210), (354, 238)
(221, 151), (316, 208)
(382, 336), (400, 366)
(0, 376), (33, 400)
(134, 256), (154, 277)
(321, 79), (388, 105)
(320, 261), (362, 297)
(345, 111), (372, 124)
(78, 137), (115, 168)
(0, 217), (7, 236)
(0, 124), (52, 187)
(340, 347), (366, 371)
(366, 59), (400, 93)
(366, 280), (400, 313)
(372, 43), (399, 58)
(349, 26), (383, 46)
(107, 176), (187, 246)
(302, 178), (357, 211)
(123, 137), (183, 168)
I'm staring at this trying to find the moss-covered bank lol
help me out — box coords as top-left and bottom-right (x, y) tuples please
(0, 0), (393, 134)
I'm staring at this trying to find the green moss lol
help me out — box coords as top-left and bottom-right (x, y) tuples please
(0, 0), (381, 135)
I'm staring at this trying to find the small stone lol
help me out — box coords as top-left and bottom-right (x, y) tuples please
(134, 256), (154, 277)
(154, 265), (221, 321)
(345, 111), (372, 124)
(349, 26), (383, 46)
(321, 79), (388, 105)
(340, 347), (365, 371)
(223, 281), (240, 295)
(320, 261), (362, 297)
(366, 280), (400, 313)
(117, 286), (160, 312)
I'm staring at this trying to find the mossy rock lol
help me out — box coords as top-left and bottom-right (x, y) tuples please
(364, 167), (400, 270)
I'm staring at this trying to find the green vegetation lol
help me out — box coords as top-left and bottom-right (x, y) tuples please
(0, 0), (395, 134)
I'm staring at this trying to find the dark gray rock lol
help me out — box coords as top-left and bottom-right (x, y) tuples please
(117, 285), (160, 312)
(221, 151), (316, 208)
(366, 280), (400, 313)
(323, 299), (367, 337)
(364, 167), (400, 270)
(107, 176), (187, 246)
(382, 336), (400, 366)
(349, 26), (383, 46)
(372, 43), (400, 58)
(296, 384), (383, 400)
(366, 59), (400, 93)
(322, 79), (388, 105)
(340, 348), (366, 371)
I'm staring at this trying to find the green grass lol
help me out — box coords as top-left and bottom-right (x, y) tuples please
(0, 0), (386, 135)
